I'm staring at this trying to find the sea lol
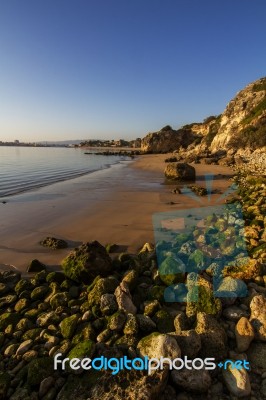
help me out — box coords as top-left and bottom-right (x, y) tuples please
(0, 146), (128, 198)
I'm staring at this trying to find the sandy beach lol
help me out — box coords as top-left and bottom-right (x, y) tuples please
(0, 154), (234, 272)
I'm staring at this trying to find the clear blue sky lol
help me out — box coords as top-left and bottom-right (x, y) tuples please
(0, 0), (265, 142)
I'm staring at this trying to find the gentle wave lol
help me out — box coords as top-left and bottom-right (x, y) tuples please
(0, 146), (127, 198)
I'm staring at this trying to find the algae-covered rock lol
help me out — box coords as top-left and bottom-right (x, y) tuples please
(123, 313), (138, 335)
(27, 357), (54, 386)
(215, 276), (247, 298)
(143, 300), (161, 317)
(50, 292), (69, 309)
(88, 368), (168, 400)
(67, 340), (95, 359)
(137, 332), (181, 359)
(56, 372), (101, 400)
(122, 269), (139, 291)
(159, 256), (186, 286)
(31, 285), (49, 300)
(136, 314), (156, 333)
(59, 315), (79, 339)
(14, 279), (33, 295)
(40, 236), (68, 249)
(87, 276), (119, 308)
(107, 310), (127, 331)
(153, 309), (174, 333)
(0, 372), (11, 399)
(0, 312), (20, 330)
(61, 241), (112, 284)
(100, 293), (118, 315)
(186, 275), (222, 317)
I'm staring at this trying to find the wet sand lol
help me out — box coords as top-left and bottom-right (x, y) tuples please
(0, 155), (234, 272)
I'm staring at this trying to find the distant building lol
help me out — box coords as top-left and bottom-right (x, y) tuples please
(14, 140), (19, 144)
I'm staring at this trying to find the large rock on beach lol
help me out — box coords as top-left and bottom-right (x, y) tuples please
(61, 241), (112, 284)
(164, 162), (195, 181)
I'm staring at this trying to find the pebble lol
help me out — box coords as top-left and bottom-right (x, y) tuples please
(16, 339), (33, 355)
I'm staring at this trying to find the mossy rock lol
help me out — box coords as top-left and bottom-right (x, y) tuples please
(46, 271), (65, 284)
(187, 249), (207, 272)
(40, 236), (68, 249)
(14, 279), (33, 295)
(144, 300), (161, 317)
(159, 256), (186, 285)
(14, 298), (30, 312)
(30, 285), (49, 301)
(67, 340), (95, 359)
(186, 277), (222, 317)
(123, 313), (138, 335)
(50, 292), (69, 309)
(27, 357), (54, 386)
(72, 323), (96, 344)
(154, 309), (174, 333)
(148, 285), (165, 302)
(0, 313), (20, 330)
(56, 372), (100, 400)
(22, 328), (42, 341)
(0, 372), (11, 399)
(60, 315), (79, 339)
(107, 310), (127, 331)
(61, 241), (112, 284)
(105, 243), (119, 253)
(122, 269), (139, 291)
(87, 277), (119, 308)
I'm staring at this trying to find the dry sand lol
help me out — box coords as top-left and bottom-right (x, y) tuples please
(0, 155), (234, 273)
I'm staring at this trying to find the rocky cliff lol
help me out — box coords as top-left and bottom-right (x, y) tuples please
(140, 125), (198, 153)
(141, 77), (266, 155)
(210, 77), (266, 152)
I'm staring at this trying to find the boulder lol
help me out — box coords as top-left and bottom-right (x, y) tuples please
(164, 163), (195, 181)
(61, 241), (112, 284)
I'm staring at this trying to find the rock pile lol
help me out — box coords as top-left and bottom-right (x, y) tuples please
(0, 178), (265, 399)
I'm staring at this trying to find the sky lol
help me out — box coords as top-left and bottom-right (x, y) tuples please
(0, 0), (265, 142)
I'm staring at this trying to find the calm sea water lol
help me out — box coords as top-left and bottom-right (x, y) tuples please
(0, 146), (128, 198)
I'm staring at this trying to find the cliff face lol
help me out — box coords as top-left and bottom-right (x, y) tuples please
(210, 77), (266, 152)
(140, 126), (196, 153)
(140, 77), (266, 154)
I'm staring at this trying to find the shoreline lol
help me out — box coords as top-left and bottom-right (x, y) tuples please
(0, 155), (234, 272)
